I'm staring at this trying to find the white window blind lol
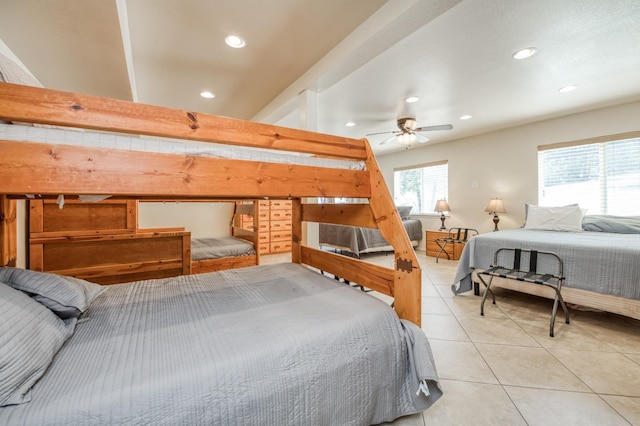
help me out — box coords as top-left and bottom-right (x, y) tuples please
(538, 135), (640, 215)
(394, 161), (448, 214)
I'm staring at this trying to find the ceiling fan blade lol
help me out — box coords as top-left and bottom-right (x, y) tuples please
(366, 130), (397, 136)
(379, 134), (398, 145)
(416, 133), (430, 143)
(414, 124), (453, 132)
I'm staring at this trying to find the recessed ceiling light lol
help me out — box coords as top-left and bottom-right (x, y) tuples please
(404, 96), (419, 103)
(559, 85), (578, 93)
(512, 47), (537, 59)
(344, 121), (356, 127)
(200, 91), (215, 99)
(460, 114), (472, 120)
(225, 35), (246, 48)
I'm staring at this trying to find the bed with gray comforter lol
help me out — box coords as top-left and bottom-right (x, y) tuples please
(452, 227), (640, 300)
(319, 219), (423, 256)
(0, 263), (441, 425)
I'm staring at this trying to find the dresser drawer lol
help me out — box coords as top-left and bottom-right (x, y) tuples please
(270, 220), (292, 231)
(270, 209), (292, 221)
(270, 200), (292, 210)
(270, 231), (292, 242)
(270, 241), (292, 253)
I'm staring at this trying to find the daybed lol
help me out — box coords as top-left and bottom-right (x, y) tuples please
(452, 215), (640, 320)
(0, 82), (441, 424)
(319, 214), (423, 257)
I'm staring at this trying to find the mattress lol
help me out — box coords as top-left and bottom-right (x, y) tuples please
(319, 219), (423, 256)
(0, 122), (365, 170)
(451, 229), (640, 300)
(0, 263), (441, 425)
(191, 236), (256, 261)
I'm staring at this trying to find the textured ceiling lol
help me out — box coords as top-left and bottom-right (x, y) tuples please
(1, 0), (640, 156)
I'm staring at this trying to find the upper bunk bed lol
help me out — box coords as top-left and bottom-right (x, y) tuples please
(0, 82), (423, 326)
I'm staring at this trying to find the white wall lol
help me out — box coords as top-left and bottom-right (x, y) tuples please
(138, 202), (235, 238)
(377, 100), (640, 247)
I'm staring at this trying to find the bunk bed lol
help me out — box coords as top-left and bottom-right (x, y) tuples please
(0, 82), (441, 424)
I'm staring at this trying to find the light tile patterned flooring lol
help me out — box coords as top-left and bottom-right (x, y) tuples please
(263, 250), (640, 425)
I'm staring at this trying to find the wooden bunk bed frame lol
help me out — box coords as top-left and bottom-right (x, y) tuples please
(27, 199), (191, 284)
(0, 82), (422, 325)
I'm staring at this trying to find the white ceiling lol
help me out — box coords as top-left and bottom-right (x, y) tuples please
(1, 0), (640, 156)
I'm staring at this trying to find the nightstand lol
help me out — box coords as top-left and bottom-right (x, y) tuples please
(425, 230), (465, 261)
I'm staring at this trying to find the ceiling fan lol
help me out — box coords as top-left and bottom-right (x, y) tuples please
(366, 117), (453, 146)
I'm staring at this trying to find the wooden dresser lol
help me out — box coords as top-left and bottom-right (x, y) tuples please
(239, 200), (292, 255)
(425, 229), (464, 261)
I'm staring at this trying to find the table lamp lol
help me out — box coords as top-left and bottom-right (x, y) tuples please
(434, 199), (450, 230)
(485, 198), (506, 231)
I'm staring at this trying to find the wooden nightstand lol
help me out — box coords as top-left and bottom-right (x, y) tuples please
(425, 230), (465, 261)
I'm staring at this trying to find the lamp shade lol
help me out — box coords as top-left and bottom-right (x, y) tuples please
(434, 199), (450, 213)
(485, 198), (506, 214)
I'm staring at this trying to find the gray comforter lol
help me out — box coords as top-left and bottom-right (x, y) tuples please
(191, 236), (256, 261)
(319, 220), (423, 256)
(451, 229), (640, 300)
(1, 263), (441, 425)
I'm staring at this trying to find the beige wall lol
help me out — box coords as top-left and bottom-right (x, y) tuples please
(138, 202), (235, 239)
(377, 100), (640, 248)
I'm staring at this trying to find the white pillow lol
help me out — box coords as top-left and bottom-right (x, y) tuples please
(524, 204), (585, 232)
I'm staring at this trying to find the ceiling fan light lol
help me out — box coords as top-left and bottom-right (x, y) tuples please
(404, 96), (419, 103)
(397, 133), (417, 145)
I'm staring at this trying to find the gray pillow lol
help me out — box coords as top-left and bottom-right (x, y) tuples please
(0, 282), (75, 407)
(396, 205), (413, 220)
(582, 215), (640, 233)
(0, 268), (105, 319)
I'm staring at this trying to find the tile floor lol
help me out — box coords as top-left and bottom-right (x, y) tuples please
(264, 250), (640, 425)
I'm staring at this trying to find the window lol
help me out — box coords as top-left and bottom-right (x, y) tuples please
(538, 134), (640, 215)
(393, 161), (448, 214)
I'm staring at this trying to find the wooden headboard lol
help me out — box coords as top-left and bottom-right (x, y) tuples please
(0, 82), (423, 325)
(27, 199), (191, 284)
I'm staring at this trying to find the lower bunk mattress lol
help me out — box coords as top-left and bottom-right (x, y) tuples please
(0, 263), (441, 425)
(191, 236), (256, 261)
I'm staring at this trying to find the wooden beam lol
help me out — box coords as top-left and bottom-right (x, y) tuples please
(0, 140), (371, 199)
(363, 142), (422, 326)
(0, 83), (367, 160)
(300, 247), (394, 296)
(302, 203), (377, 228)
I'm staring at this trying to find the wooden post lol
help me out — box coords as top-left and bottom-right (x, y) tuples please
(0, 195), (17, 267)
(291, 198), (303, 264)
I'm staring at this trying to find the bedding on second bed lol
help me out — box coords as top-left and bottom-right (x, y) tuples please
(451, 228), (640, 299)
(191, 236), (256, 261)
